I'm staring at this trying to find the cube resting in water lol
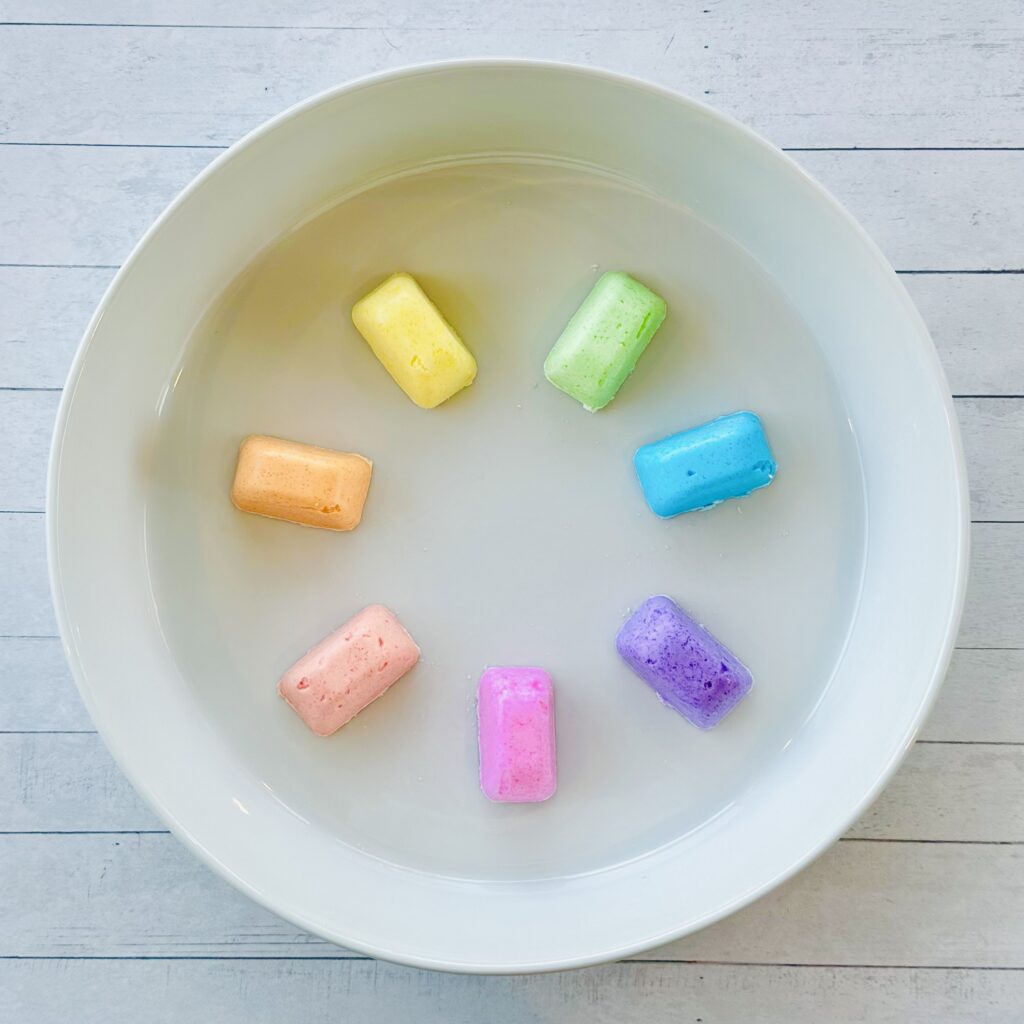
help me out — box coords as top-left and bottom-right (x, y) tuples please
(278, 605), (420, 736)
(544, 271), (667, 411)
(477, 667), (557, 802)
(634, 411), (776, 517)
(231, 435), (372, 531)
(616, 595), (752, 729)
(351, 272), (477, 409)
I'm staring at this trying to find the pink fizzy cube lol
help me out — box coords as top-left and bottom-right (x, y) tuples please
(477, 666), (557, 803)
(278, 604), (420, 736)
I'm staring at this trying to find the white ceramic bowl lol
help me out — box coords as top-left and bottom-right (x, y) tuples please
(49, 61), (968, 973)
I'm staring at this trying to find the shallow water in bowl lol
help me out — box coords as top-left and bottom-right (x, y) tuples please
(147, 158), (865, 881)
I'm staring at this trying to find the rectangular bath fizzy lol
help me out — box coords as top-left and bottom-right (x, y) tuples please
(278, 605), (420, 736)
(231, 435), (372, 531)
(477, 667), (557, 803)
(617, 596), (752, 729)
(634, 411), (776, 517)
(544, 271), (667, 411)
(351, 272), (477, 409)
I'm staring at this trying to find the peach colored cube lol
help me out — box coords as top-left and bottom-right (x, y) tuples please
(278, 605), (421, 736)
(230, 435), (372, 531)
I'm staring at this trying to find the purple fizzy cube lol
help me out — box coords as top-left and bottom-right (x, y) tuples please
(616, 595), (752, 729)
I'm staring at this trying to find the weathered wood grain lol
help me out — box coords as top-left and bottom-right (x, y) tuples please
(0, 0), (679, 29)
(961, 400), (1024, 521)
(921, 649), (1024, 743)
(2, 731), (1019, 841)
(0, 637), (88, 731)
(2, 146), (1022, 270)
(845, 742), (1024, 841)
(907, 274), (1024, 398)
(0, 265), (113, 389)
(0, 833), (1018, 965)
(1, 2), (1022, 147)
(0, 733), (157, 831)
(799, 151), (1024, 271)
(0, 513), (54, 636)
(0, 145), (212, 268)
(961, 524), (1024, 649)
(3, 959), (1023, 1024)
(0, 390), (54, 510)
(654, 840), (1024, 967)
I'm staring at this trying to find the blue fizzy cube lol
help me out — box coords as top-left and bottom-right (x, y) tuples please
(634, 411), (777, 517)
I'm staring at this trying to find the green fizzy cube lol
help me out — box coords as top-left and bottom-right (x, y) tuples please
(543, 271), (667, 412)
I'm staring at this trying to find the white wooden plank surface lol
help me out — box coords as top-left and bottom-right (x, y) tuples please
(1, 834), (1020, 967)
(2, 1), (1023, 1019)
(4, 960), (1023, 1024)
(960, 524), (1024, 649)
(1, 2), (1023, 148)
(0, 513), (55, 635)
(921, 649), (1024, 743)
(656, 842), (1024, 967)
(847, 743), (1024, 841)
(2, 146), (1022, 270)
(0, 266), (113, 389)
(911, 275), (1024, 397)
(0, 637), (90, 731)
(0, 391), (54, 510)
(962, 400), (1024, 520)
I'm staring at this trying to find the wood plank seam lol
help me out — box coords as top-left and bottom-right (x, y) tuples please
(0, 956), (1021, 970)
(0, 22), (649, 30)
(1, 831), (1019, 843)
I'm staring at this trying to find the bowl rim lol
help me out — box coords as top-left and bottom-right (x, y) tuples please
(47, 57), (970, 973)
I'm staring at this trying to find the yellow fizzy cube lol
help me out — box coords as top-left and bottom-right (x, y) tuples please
(351, 272), (477, 409)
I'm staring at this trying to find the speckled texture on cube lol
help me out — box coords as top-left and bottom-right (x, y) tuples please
(351, 272), (477, 409)
(231, 435), (373, 531)
(278, 604), (420, 736)
(634, 411), (776, 518)
(477, 666), (557, 803)
(616, 595), (752, 729)
(543, 271), (667, 411)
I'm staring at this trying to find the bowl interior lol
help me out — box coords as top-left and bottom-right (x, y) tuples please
(50, 63), (966, 970)
(147, 156), (865, 880)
